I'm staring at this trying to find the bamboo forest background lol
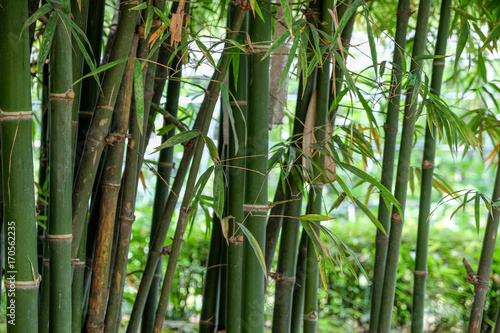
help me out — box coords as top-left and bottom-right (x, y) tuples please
(0, 0), (500, 332)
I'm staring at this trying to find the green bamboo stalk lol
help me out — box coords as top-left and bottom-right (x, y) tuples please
(303, 188), (322, 332)
(369, 1), (411, 331)
(105, 5), (169, 326)
(199, 214), (223, 333)
(240, 0), (272, 331)
(104, 51), (146, 333)
(467, 159), (500, 332)
(377, 0), (432, 331)
(272, 181), (303, 332)
(125, 8), (248, 331)
(225, 5), (248, 332)
(72, 0), (142, 259)
(271, 53), (313, 333)
(71, 0), (90, 151)
(200, 108), (227, 332)
(73, 218), (87, 332)
(411, 1), (451, 331)
(0, 1), (40, 332)
(302, 0), (333, 329)
(142, 46), (180, 333)
(86, 36), (136, 333)
(291, 229), (309, 333)
(48, 2), (75, 331)
(265, 182), (286, 271)
(75, 0), (106, 172)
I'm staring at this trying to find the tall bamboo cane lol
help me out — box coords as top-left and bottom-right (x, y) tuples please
(142, 46), (178, 333)
(369, 1), (411, 331)
(0, 1), (40, 331)
(411, 1), (451, 331)
(86, 37), (136, 333)
(48, 1), (75, 331)
(125, 7), (248, 331)
(468, 156), (500, 331)
(70, 0), (89, 150)
(377, 0), (432, 331)
(240, 0), (272, 331)
(225, 5), (248, 332)
(72, 0), (142, 259)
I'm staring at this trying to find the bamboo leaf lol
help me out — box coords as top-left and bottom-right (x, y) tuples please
(364, 8), (378, 78)
(38, 12), (57, 74)
(145, 6), (154, 37)
(220, 84), (240, 155)
(263, 29), (290, 59)
(151, 130), (199, 154)
(73, 57), (131, 85)
(131, 2), (147, 10)
(280, 31), (300, 87)
(329, 192), (346, 213)
(195, 39), (217, 69)
(474, 194), (480, 235)
(134, 59), (145, 134)
(191, 166), (214, 209)
(200, 132), (219, 162)
(355, 199), (386, 234)
(455, 19), (469, 72)
(268, 147), (285, 169)
(249, 0), (264, 21)
(237, 223), (267, 277)
(480, 22), (500, 52)
(280, 0), (293, 34)
(298, 214), (334, 221)
(213, 166), (225, 219)
(23, 3), (53, 33)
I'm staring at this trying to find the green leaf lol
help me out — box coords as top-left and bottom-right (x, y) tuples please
(237, 223), (267, 277)
(263, 29), (290, 59)
(191, 166), (214, 209)
(73, 57), (131, 85)
(151, 130), (199, 154)
(195, 39), (217, 69)
(145, 6), (154, 37)
(200, 132), (219, 162)
(414, 54), (449, 61)
(130, 2), (147, 10)
(220, 83), (244, 155)
(280, 31), (300, 87)
(38, 12), (58, 74)
(355, 199), (386, 234)
(213, 166), (225, 219)
(364, 8), (378, 78)
(249, 0), (265, 22)
(480, 23), (500, 52)
(280, 0), (293, 34)
(474, 194), (480, 235)
(298, 214), (334, 221)
(134, 59), (145, 134)
(23, 3), (53, 34)
(455, 19), (469, 72)
(268, 147), (285, 169)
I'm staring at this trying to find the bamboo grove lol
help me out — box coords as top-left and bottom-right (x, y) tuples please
(0, 0), (499, 332)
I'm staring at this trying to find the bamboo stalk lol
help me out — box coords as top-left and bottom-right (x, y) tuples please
(86, 36), (136, 333)
(467, 159), (500, 332)
(411, 1), (451, 331)
(71, 0), (142, 259)
(291, 230), (309, 333)
(377, 0), (433, 331)
(125, 7), (248, 331)
(369, 1), (411, 331)
(75, 0), (106, 173)
(0, 1), (40, 331)
(47, 1), (75, 331)
(240, 0), (272, 330)
(225, 5), (248, 332)
(71, 0), (90, 151)
(142, 45), (180, 333)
